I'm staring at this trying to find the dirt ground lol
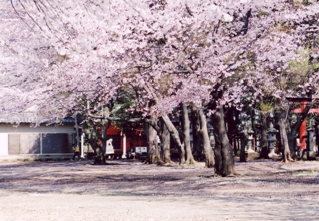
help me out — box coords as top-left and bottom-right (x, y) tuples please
(1, 157), (319, 221)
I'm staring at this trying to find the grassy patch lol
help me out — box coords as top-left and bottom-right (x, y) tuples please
(292, 170), (318, 176)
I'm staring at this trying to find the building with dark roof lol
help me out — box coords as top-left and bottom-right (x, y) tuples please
(0, 112), (75, 160)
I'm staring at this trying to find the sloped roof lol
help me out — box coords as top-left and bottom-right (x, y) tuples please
(0, 112), (51, 124)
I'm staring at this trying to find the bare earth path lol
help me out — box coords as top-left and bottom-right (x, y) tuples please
(1, 158), (319, 221)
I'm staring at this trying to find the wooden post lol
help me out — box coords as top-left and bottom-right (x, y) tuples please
(81, 133), (85, 158)
(299, 102), (307, 150)
(122, 133), (127, 159)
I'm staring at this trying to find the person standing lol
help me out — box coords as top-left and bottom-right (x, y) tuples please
(71, 144), (80, 161)
(129, 142), (136, 159)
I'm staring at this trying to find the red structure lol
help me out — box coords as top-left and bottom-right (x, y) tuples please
(105, 124), (147, 157)
(290, 99), (319, 150)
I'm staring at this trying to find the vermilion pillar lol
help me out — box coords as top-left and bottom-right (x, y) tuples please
(299, 102), (307, 150)
(290, 98), (319, 151)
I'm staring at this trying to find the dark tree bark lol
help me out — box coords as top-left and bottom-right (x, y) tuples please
(239, 129), (248, 162)
(92, 139), (105, 164)
(181, 103), (196, 164)
(145, 113), (161, 164)
(278, 111), (292, 162)
(213, 128), (222, 175)
(82, 120), (106, 165)
(158, 118), (172, 163)
(211, 108), (235, 176)
(259, 114), (270, 159)
(278, 103), (311, 162)
(237, 8), (252, 35)
(161, 114), (186, 165)
(225, 108), (237, 155)
(237, 111), (249, 162)
(198, 109), (215, 168)
(191, 108), (203, 160)
(142, 83), (186, 164)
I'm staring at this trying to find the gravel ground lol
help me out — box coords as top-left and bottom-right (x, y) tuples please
(1, 158), (319, 221)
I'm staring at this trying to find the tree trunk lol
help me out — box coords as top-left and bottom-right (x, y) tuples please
(211, 108), (235, 176)
(225, 108), (237, 155)
(146, 114), (161, 164)
(159, 118), (172, 164)
(198, 109), (215, 168)
(279, 115), (293, 162)
(161, 114), (186, 165)
(181, 103), (196, 165)
(239, 130), (248, 162)
(82, 121), (105, 164)
(142, 83), (185, 164)
(277, 103), (311, 162)
(259, 114), (269, 159)
(92, 139), (105, 164)
(191, 108), (203, 160)
(213, 128), (223, 175)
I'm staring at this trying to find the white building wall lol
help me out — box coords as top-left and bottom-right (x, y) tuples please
(0, 133), (8, 155)
(0, 124), (74, 158)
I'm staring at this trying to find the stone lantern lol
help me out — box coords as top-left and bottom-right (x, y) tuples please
(246, 129), (255, 153)
(306, 123), (317, 159)
(267, 122), (278, 157)
(307, 127), (315, 151)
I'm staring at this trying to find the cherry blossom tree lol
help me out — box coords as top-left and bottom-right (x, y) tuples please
(249, 2), (319, 162)
(1, 0), (319, 175)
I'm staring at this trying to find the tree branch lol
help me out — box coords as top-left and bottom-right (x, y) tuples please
(237, 8), (252, 36)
